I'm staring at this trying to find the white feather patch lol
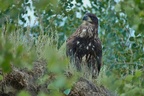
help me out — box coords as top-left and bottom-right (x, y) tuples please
(86, 46), (89, 50)
(80, 29), (87, 37)
(77, 41), (80, 44)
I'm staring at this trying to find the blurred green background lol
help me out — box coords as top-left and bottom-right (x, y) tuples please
(0, 0), (144, 96)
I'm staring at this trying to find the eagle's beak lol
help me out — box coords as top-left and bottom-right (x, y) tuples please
(83, 15), (88, 21)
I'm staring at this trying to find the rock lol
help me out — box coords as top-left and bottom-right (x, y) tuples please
(69, 77), (114, 96)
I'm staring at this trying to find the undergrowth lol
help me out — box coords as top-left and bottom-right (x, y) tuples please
(0, 25), (79, 96)
(0, 22), (144, 96)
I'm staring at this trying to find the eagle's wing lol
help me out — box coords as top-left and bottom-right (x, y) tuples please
(66, 25), (83, 56)
(66, 25), (87, 55)
(93, 38), (102, 72)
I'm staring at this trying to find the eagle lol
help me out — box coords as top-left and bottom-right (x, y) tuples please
(66, 13), (102, 78)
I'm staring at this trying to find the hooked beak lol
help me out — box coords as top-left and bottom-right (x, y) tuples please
(82, 15), (88, 21)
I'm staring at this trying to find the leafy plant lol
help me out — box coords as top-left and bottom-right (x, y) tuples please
(0, 0), (144, 96)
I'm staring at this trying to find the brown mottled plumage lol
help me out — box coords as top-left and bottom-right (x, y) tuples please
(66, 13), (102, 77)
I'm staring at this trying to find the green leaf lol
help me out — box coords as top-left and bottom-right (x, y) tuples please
(38, 92), (47, 96)
(49, 76), (66, 89)
(125, 75), (133, 82)
(16, 45), (23, 57)
(129, 37), (134, 41)
(131, 43), (137, 49)
(63, 89), (71, 95)
(115, 3), (121, 12)
(17, 91), (30, 96)
(135, 70), (142, 78)
(138, 23), (144, 32)
(125, 87), (140, 96)
(124, 84), (133, 89)
(0, 75), (3, 80)
(1, 52), (12, 73)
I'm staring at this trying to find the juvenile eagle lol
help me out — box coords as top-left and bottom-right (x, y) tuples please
(66, 13), (102, 77)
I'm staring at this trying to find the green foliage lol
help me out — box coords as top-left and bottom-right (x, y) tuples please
(0, 40), (13, 73)
(0, 26), (35, 73)
(17, 91), (31, 96)
(0, 75), (3, 81)
(34, 31), (78, 96)
(38, 92), (47, 96)
(101, 69), (144, 96)
(63, 89), (71, 95)
(0, 0), (144, 96)
(0, 23), (77, 95)
(0, 0), (26, 25)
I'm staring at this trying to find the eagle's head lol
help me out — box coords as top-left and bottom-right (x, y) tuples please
(80, 13), (98, 38)
(82, 13), (98, 25)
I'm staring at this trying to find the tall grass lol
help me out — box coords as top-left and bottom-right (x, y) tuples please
(0, 23), (79, 95)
